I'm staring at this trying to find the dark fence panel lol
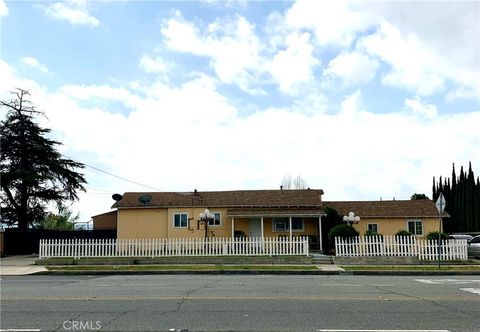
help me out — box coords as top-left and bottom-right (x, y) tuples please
(3, 229), (117, 255)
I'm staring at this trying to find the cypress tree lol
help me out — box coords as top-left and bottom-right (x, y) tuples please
(433, 162), (480, 232)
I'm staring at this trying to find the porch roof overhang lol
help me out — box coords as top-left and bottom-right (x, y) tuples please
(227, 208), (325, 218)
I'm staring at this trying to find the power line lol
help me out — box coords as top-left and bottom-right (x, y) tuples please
(62, 155), (163, 191)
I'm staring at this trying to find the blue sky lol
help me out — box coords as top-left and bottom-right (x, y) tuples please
(1, 0), (479, 223)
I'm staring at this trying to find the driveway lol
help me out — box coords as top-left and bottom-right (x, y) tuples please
(0, 255), (47, 275)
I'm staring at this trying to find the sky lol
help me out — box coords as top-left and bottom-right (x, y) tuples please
(0, 0), (479, 224)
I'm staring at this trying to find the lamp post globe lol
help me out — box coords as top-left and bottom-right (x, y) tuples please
(343, 211), (360, 226)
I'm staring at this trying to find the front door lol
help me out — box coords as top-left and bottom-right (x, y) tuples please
(249, 218), (262, 238)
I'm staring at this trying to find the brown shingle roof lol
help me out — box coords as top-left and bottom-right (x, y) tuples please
(113, 189), (324, 209)
(324, 200), (446, 218)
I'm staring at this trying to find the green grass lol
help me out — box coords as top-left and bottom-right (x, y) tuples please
(341, 265), (480, 271)
(47, 264), (318, 271)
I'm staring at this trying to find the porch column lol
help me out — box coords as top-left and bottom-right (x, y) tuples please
(289, 216), (292, 239)
(318, 216), (323, 253)
(231, 217), (235, 238)
(260, 217), (264, 238)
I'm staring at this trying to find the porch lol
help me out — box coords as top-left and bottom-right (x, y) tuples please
(228, 209), (325, 252)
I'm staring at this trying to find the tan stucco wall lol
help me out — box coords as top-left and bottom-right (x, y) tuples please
(117, 208), (322, 239)
(167, 208), (232, 238)
(117, 209), (168, 239)
(352, 217), (441, 237)
(232, 217), (250, 236)
(118, 207), (233, 239)
(92, 211), (117, 230)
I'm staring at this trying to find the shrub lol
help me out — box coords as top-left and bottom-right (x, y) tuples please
(328, 224), (359, 244)
(364, 230), (383, 237)
(395, 230), (412, 236)
(426, 232), (449, 242)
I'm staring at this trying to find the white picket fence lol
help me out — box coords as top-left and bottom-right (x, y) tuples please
(39, 236), (309, 259)
(335, 236), (468, 260)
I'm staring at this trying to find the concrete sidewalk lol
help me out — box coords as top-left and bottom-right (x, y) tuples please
(0, 255), (47, 276)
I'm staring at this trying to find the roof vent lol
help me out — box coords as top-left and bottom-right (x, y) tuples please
(138, 194), (152, 205)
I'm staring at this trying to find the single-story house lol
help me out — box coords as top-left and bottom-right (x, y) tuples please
(92, 190), (445, 252)
(97, 189), (326, 247)
(324, 200), (445, 237)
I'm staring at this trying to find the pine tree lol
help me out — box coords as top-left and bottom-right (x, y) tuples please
(0, 89), (87, 230)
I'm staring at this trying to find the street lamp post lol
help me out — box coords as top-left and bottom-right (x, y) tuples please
(199, 208), (215, 240)
(343, 211), (360, 226)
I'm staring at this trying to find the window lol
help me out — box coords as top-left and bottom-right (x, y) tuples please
(208, 212), (221, 226)
(173, 213), (188, 228)
(273, 217), (288, 231)
(469, 236), (480, 244)
(367, 224), (378, 233)
(291, 217), (303, 231)
(273, 217), (303, 232)
(407, 220), (423, 235)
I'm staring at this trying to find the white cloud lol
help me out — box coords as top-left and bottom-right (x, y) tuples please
(285, 0), (374, 47)
(138, 55), (170, 74)
(323, 51), (379, 86)
(278, 1), (479, 99)
(22, 56), (50, 74)
(0, 60), (42, 100)
(2, 57), (479, 222)
(45, 0), (99, 27)
(404, 97), (438, 119)
(161, 14), (262, 92)
(0, 0), (8, 17)
(360, 21), (446, 96)
(2, 1), (479, 223)
(355, 2), (479, 99)
(267, 32), (320, 94)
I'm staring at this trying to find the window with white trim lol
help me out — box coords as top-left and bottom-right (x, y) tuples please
(208, 212), (221, 226)
(173, 213), (188, 228)
(273, 217), (304, 232)
(367, 224), (378, 233)
(407, 220), (423, 235)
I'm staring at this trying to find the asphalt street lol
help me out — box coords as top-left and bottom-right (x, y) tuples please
(0, 274), (479, 332)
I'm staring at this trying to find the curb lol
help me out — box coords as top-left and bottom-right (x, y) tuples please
(347, 270), (480, 276)
(33, 269), (480, 276)
(35, 270), (339, 276)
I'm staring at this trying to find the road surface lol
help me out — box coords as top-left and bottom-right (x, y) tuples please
(1, 274), (479, 331)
